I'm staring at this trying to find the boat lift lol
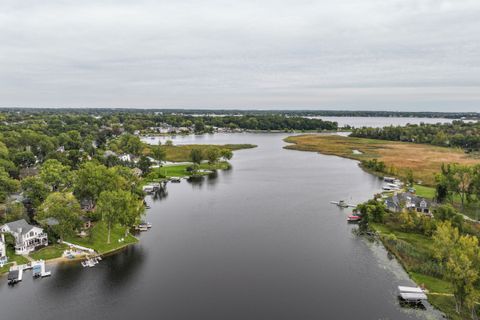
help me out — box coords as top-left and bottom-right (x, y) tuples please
(398, 286), (427, 303)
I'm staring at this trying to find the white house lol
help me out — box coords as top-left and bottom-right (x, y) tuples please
(0, 219), (48, 254)
(118, 153), (132, 162)
(0, 234), (7, 264)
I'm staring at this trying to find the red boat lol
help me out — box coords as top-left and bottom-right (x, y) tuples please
(347, 215), (361, 222)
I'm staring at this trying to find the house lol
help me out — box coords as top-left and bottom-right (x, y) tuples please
(80, 216), (92, 230)
(0, 219), (48, 254)
(384, 192), (433, 215)
(80, 199), (95, 211)
(118, 153), (132, 162)
(0, 234), (7, 264)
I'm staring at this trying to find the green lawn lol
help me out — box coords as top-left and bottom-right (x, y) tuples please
(149, 161), (230, 179)
(157, 144), (256, 162)
(6, 246), (29, 265)
(0, 246), (31, 274)
(413, 184), (436, 199)
(410, 272), (452, 294)
(65, 222), (138, 254)
(30, 243), (68, 261)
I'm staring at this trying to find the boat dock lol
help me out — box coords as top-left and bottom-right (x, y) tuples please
(398, 286), (427, 302)
(7, 260), (51, 285)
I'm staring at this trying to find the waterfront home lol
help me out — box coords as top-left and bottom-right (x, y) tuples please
(0, 234), (7, 265)
(0, 219), (48, 254)
(384, 192), (433, 215)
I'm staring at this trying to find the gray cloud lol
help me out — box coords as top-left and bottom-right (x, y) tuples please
(0, 0), (479, 111)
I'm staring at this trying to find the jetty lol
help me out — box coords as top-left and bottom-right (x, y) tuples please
(330, 200), (355, 208)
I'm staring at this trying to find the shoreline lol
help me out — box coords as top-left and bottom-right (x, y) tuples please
(1, 239), (137, 277)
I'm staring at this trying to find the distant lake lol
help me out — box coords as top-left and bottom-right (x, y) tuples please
(306, 116), (456, 128)
(0, 133), (443, 320)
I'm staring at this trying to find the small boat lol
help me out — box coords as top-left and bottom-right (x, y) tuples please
(170, 177), (181, 183)
(136, 221), (151, 231)
(8, 270), (20, 285)
(347, 215), (362, 222)
(330, 200), (355, 208)
(32, 264), (42, 278)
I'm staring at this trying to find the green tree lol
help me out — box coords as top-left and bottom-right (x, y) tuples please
(434, 204), (464, 232)
(0, 167), (19, 202)
(137, 156), (152, 176)
(96, 190), (142, 243)
(205, 147), (220, 164)
(220, 149), (233, 160)
(190, 148), (203, 165)
(117, 191), (144, 237)
(40, 159), (71, 191)
(37, 192), (82, 240)
(73, 162), (117, 205)
(151, 145), (166, 163)
(433, 222), (480, 314)
(21, 176), (49, 208)
(13, 150), (36, 168)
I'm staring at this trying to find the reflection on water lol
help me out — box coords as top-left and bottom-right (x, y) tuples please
(0, 132), (443, 320)
(152, 182), (168, 201)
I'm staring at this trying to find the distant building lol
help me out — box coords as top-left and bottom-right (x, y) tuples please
(385, 192), (433, 215)
(0, 219), (48, 254)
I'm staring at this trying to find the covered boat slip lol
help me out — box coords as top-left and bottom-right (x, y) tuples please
(398, 286), (427, 302)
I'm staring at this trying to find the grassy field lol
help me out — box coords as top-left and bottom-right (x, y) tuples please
(30, 243), (69, 260)
(65, 222), (138, 254)
(284, 135), (480, 186)
(146, 143), (256, 162)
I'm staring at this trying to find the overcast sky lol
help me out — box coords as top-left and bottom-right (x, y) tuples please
(0, 0), (479, 111)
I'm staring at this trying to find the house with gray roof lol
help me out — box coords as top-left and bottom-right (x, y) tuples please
(0, 219), (48, 254)
(384, 192), (434, 215)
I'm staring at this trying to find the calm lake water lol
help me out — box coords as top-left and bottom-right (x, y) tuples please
(0, 132), (443, 320)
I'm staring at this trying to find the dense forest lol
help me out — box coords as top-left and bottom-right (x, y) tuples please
(0, 110), (338, 132)
(351, 120), (480, 151)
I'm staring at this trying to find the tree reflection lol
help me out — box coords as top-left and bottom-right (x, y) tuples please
(152, 182), (168, 201)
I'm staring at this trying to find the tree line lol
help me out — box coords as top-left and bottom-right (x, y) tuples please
(350, 121), (480, 151)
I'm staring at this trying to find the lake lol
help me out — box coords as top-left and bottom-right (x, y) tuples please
(0, 132), (443, 319)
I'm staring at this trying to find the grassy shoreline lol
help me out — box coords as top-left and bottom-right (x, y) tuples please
(1, 222), (139, 276)
(284, 134), (480, 186)
(284, 134), (480, 319)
